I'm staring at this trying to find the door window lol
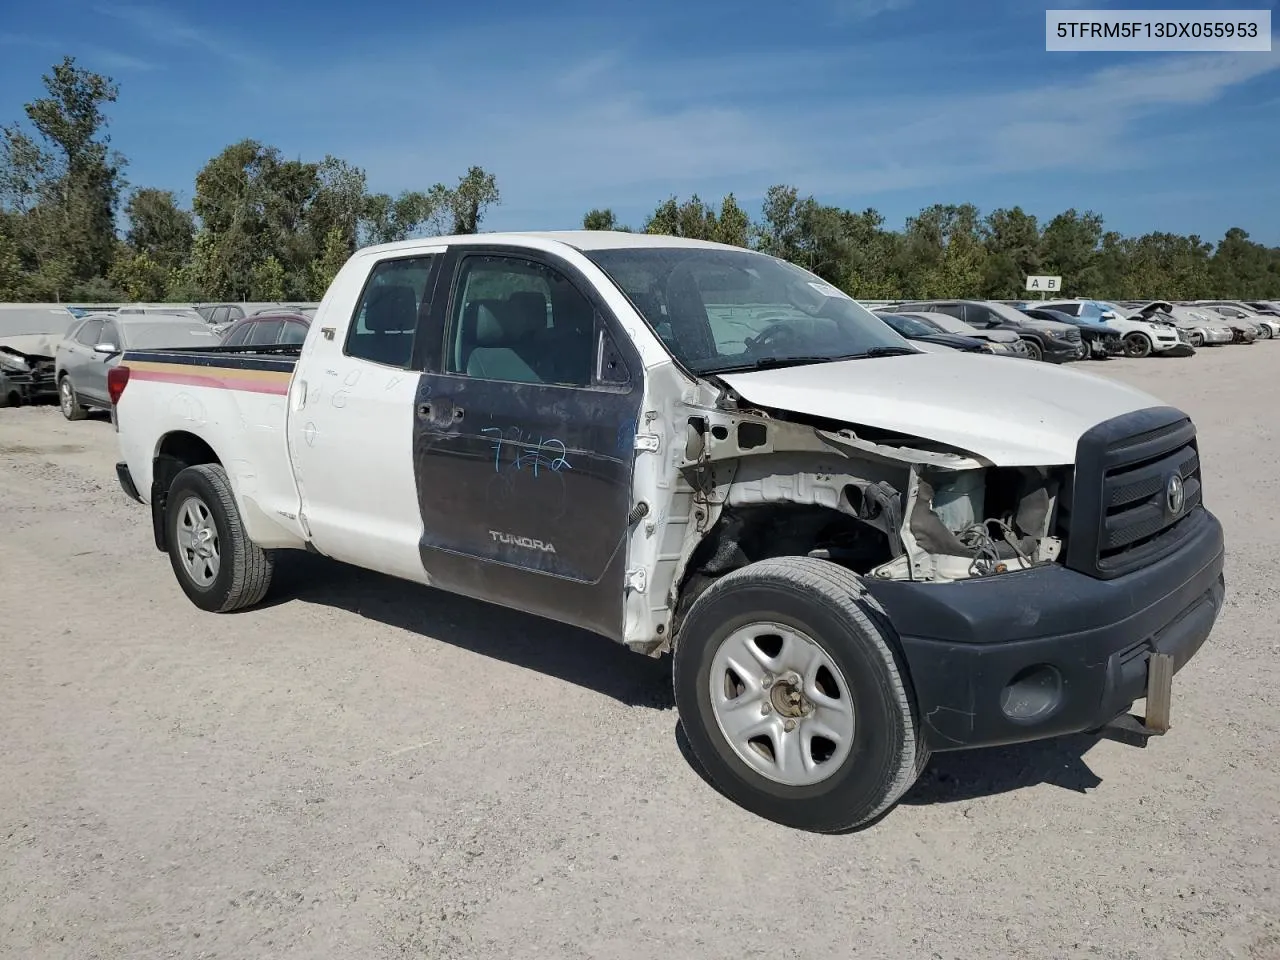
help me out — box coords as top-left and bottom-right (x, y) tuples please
(247, 320), (283, 345)
(99, 321), (121, 349)
(446, 255), (596, 387)
(74, 319), (104, 345)
(280, 321), (308, 344)
(346, 255), (437, 367)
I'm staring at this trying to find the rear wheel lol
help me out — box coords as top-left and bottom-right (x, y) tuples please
(1189, 332), (1204, 348)
(673, 557), (927, 833)
(1258, 324), (1273, 340)
(59, 376), (87, 420)
(165, 463), (274, 612)
(1123, 332), (1152, 358)
(1021, 338), (1043, 362)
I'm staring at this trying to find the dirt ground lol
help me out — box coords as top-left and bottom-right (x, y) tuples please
(2, 345), (1278, 960)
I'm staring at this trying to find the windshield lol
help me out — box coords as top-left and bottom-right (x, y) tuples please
(878, 313), (938, 338)
(585, 247), (912, 374)
(125, 322), (222, 349)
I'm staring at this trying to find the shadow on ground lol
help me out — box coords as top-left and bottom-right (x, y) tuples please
(268, 552), (673, 709)
(675, 719), (1105, 831)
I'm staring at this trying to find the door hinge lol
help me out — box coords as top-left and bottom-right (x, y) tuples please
(624, 567), (648, 593)
(634, 433), (661, 453)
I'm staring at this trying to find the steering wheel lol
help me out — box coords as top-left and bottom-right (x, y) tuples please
(743, 317), (798, 353)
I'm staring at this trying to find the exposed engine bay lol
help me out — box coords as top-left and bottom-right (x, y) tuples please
(672, 385), (1069, 598)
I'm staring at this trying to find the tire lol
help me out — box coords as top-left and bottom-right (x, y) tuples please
(165, 463), (274, 613)
(673, 556), (927, 833)
(1123, 332), (1152, 359)
(59, 376), (87, 421)
(1259, 324), (1274, 340)
(1021, 338), (1043, 362)
(1189, 333), (1204, 348)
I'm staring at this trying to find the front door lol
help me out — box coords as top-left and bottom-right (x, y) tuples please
(413, 249), (644, 640)
(287, 249), (446, 584)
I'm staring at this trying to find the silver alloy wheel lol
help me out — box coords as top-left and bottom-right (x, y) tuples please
(708, 621), (855, 786)
(175, 496), (220, 587)
(60, 379), (74, 416)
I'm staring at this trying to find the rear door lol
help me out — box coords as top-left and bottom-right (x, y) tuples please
(410, 246), (645, 640)
(286, 249), (446, 585)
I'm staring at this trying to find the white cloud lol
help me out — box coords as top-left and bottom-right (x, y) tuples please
(832, 0), (914, 21)
(94, 4), (258, 68)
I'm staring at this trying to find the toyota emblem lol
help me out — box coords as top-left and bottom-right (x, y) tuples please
(1166, 473), (1185, 515)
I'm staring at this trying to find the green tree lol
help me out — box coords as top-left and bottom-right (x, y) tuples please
(250, 254), (286, 300)
(583, 207), (620, 230)
(981, 207), (1041, 298)
(124, 188), (193, 270)
(108, 245), (168, 300)
(308, 226), (350, 298)
(1039, 209), (1104, 295)
(449, 166), (500, 234)
(0, 57), (126, 297)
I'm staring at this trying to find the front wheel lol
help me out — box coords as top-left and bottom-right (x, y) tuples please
(1021, 338), (1043, 362)
(673, 557), (927, 833)
(1189, 332), (1204, 348)
(165, 463), (274, 612)
(1258, 324), (1274, 340)
(1123, 332), (1152, 358)
(59, 376), (87, 420)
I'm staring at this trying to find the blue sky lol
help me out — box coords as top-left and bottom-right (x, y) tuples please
(2, 0), (1278, 242)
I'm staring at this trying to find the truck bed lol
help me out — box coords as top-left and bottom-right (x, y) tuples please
(122, 343), (300, 395)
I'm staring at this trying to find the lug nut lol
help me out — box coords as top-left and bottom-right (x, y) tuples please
(783, 719), (797, 733)
(761, 702), (772, 715)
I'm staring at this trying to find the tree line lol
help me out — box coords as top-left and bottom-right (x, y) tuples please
(2, 56), (1278, 304)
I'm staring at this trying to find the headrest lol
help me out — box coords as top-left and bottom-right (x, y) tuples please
(473, 303), (507, 347)
(507, 291), (548, 332)
(365, 285), (417, 333)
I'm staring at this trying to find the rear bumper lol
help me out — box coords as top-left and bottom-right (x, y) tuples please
(116, 461), (144, 504)
(864, 507), (1225, 753)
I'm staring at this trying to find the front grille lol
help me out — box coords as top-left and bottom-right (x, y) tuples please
(1063, 328), (1082, 342)
(1059, 408), (1204, 580)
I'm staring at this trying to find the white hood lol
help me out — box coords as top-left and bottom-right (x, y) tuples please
(718, 353), (1164, 466)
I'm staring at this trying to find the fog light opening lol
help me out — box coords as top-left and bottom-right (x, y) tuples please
(1000, 663), (1064, 723)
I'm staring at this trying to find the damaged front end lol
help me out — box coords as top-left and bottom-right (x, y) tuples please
(667, 385), (1071, 626)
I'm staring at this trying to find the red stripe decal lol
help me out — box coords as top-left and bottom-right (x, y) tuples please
(130, 368), (290, 396)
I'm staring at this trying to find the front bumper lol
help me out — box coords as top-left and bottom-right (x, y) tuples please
(864, 507), (1225, 752)
(1043, 339), (1083, 362)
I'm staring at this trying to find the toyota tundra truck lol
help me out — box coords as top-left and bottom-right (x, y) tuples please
(110, 231), (1226, 832)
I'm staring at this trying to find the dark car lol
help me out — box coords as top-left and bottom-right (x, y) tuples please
(219, 312), (312, 347)
(874, 312), (989, 353)
(892, 299), (1083, 363)
(1019, 307), (1123, 359)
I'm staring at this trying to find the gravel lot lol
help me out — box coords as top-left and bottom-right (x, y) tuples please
(2, 347), (1278, 960)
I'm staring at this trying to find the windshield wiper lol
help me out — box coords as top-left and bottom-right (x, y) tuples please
(845, 346), (919, 359)
(704, 355), (841, 374)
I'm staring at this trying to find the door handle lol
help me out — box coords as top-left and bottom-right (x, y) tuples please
(417, 402), (433, 420)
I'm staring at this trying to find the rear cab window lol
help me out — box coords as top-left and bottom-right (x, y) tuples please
(346, 255), (438, 368)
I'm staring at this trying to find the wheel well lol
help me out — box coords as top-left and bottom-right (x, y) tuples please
(150, 432), (222, 552)
(672, 503), (894, 637)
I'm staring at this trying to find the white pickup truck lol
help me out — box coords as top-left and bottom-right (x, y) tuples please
(111, 231), (1226, 831)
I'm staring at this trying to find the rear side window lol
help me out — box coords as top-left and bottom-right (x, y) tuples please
(223, 323), (250, 347)
(931, 304), (966, 321)
(247, 320), (282, 346)
(280, 321), (308, 345)
(347, 255), (437, 367)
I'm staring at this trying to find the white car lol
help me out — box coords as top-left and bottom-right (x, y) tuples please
(1041, 300), (1183, 358)
(1159, 305), (1236, 347)
(1195, 302), (1280, 340)
(108, 230), (1227, 833)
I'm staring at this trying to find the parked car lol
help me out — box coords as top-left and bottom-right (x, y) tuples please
(1038, 300), (1186, 358)
(1193, 301), (1280, 340)
(1, 352), (33, 406)
(1017, 306), (1123, 359)
(892, 310), (1031, 358)
(219, 311), (312, 347)
(109, 230), (1225, 832)
(250, 303), (319, 319)
(872, 312), (990, 353)
(0, 303), (76, 402)
(1153, 305), (1236, 347)
(55, 313), (221, 420)
(893, 299), (1083, 362)
(1245, 300), (1280, 316)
